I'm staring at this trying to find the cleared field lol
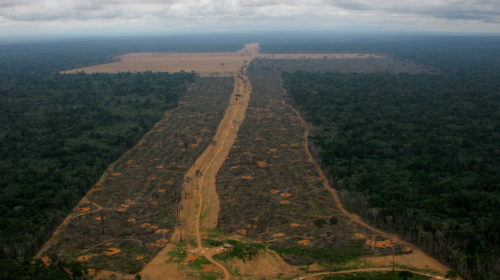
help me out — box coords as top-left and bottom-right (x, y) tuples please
(140, 63), (253, 280)
(61, 43), (396, 77)
(63, 44), (259, 77)
(258, 53), (385, 59)
(217, 63), (384, 264)
(214, 60), (449, 278)
(251, 57), (434, 74)
(37, 77), (233, 273)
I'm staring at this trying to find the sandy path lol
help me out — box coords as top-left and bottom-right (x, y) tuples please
(281, 93), (451, 277)
(140, 47), (255, 280)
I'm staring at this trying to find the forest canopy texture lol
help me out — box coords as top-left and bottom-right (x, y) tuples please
(282, 48), (500, 279)
(0, 69), (195, 279)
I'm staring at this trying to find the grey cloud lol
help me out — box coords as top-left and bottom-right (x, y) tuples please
(0, 0), (34, 8)
(0, 0), (499, 34)
(324, 0), (500, 22)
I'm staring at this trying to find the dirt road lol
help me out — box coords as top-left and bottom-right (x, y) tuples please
(141, 47), (255, 280)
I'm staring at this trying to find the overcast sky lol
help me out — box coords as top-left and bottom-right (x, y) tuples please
(1, 0), (500, 37)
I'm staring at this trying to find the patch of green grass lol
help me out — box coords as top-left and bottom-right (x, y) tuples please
(270, 241), (366, 266)
(166, 243), (187, 263)
(206, 228), (221, 239)
(187, 256), (211, 270)
(199, 271), (222, 280)
(190, 238), (197, 247)
(121, 242), (151, 258)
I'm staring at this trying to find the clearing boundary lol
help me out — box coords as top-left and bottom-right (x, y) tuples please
(39, 43), (453, 279)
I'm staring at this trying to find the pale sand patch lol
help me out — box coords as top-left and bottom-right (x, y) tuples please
(298, 240), (312, 246)
(76, 255), (91, 262)
(280, 192), (292, 198)
(257, 161), (268, 167)
(354, 233), (367, 239)
(78, 207), (90, 213)
(236, 229), (247, 235)
(104, 248), (121, 256)
(64, 52), (250, 77)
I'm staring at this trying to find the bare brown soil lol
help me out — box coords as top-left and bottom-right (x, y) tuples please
(63, 43), (260, 77)
(36, 77), (233, 273)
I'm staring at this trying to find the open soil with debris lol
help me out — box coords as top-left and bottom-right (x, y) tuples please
(37, 77), (233, 273)
(214, 60), (411, 266)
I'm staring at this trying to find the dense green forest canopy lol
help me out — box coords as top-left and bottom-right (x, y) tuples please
(0, 71), (195, 275)
(282, 39), (500, 280)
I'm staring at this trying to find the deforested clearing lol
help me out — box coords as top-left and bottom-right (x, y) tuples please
(63, 52), (246, 76)
(36, 77), (234, 273)
(61, 43), (390, 77)
(63, 43), (259, 76)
